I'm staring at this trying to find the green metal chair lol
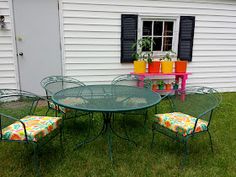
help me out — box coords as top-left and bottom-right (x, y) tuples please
(151, 86), (222, 165)
(112, 74), (152, 89)
(0, 89), (63, 177)
(40, 75), (88, 118)
(111, 74), (153, 127)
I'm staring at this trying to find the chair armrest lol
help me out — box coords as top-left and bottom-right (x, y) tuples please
(192, 108), (216, 134)
(196, 106), (216, 120)
(29, 94), (53, 114)
(34, 94), (51, 103)
(0, 113), (29, 142)
(0, 112), (20, 122)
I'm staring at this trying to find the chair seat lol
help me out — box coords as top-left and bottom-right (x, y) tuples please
(2, 116), (62, 142)
(154, 112), (208, 136)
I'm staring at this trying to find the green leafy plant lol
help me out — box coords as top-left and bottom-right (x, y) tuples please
(157, 80), (165, 90)
(131, 53), (140, 61)
(131, 37), (155, 63)
(160, 50), (176, 61)
(157, 80), (165, 87)
(172, 80), (179, 90)
(146, 53), (153, 63)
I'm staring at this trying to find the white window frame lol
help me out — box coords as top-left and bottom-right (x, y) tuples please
(138, 15), (180, 58)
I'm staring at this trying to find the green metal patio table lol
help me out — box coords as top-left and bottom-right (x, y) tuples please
(52, 84), (161, 161)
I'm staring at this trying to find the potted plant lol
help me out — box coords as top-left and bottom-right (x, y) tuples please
(172, 81), (179, 90)
(165, 81), (172, 91)
(132, 37), (154, 74)
(160, 50), (175, 74)
(148, 57), (161, 73)
(132, 52), (146, 74)
(151, 80), (158, 91)
(157, 80), (165, 90)
(175, 58), (188, 73)
(145, 40), (161, 73)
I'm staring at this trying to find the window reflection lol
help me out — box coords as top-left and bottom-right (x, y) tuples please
(143, 21), (152, 36)
(142, 20), (174, 52)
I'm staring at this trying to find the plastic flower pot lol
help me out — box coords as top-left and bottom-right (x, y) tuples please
(148, 61), (161, 73)
(165, 83), (172, 90)
(175, 61), (187, 73)
(152, 84), (157, 91)
(134, 60), (146, 74)
(161, 61), (173, 74)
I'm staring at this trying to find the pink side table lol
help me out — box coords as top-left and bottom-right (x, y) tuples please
(130, 72), (192, 100)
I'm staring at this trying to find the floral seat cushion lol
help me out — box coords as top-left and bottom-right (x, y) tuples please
(154, 112), (208, 136)
(2, 116), (62, 142)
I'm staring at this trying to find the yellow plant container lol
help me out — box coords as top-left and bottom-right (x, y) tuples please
(134, 60), (146, 73)
(161, 61), (173, 74)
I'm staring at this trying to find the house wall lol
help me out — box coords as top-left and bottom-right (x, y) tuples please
(1, 0), (236, 92)
(60, 0), (236, 92)
(0, 0), (18, 89)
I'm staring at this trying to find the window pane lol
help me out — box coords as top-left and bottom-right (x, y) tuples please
(163, 37), (172, 51)
(154, 21), (163, 36)
(143, 21), (152, 35)
(164, 22), (173, 36)
(153, 37), (162, 51)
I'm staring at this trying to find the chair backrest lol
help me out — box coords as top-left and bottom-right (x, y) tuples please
(169, 86), (222, 121)
(111, 74), (152, 89)
(40, 75), (85, 97)
(0, 89), (42, 127)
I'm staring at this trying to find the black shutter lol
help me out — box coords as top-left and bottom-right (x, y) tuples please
(121, 14), (138, 63)
(178, 16), (195, 62)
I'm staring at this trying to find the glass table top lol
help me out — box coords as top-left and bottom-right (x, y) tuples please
(52, 85), (162, 113)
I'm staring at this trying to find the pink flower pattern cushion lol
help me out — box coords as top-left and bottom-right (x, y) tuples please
(154, 112), (208, 136)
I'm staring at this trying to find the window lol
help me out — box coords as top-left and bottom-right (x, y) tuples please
(140, 19), (177, 55)
(120, 14), (195, 63)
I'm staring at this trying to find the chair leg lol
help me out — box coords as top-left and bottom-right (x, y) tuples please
(181, 139), (189, 168)
(143, 110), (148, 130)
(90, 112), (94, 129)
(107, 125), (113, 162)
(207, 131), (214, 153)
(63, 113), (67, 120)
(184, 140), (189, 156)
(55, 109), (58, 117)
(85, 113), (93, 140)
(122, 114), (130, 141)
(45, 107), (50, 116)
(59, 123), (64, 154)
(151, 124), (156, 148)
(33, 143), (41, 177)
(60, 114), (66, 142)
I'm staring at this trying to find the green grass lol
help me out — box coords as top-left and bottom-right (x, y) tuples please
(0, 92), (236, 177)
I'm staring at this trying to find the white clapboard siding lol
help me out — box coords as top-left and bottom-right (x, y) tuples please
(0, 0), (18, 89)
(61, 0), (236, 92)
(66, 57), (119, 64)
(195, 39), (236, 45)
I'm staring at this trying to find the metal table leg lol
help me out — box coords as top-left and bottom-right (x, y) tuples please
(76, 111), (137, 161)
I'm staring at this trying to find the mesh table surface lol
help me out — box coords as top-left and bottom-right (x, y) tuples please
(52, 85), (161, 113)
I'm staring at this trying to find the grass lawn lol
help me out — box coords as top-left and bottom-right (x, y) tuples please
(0, 92), (235, 177)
